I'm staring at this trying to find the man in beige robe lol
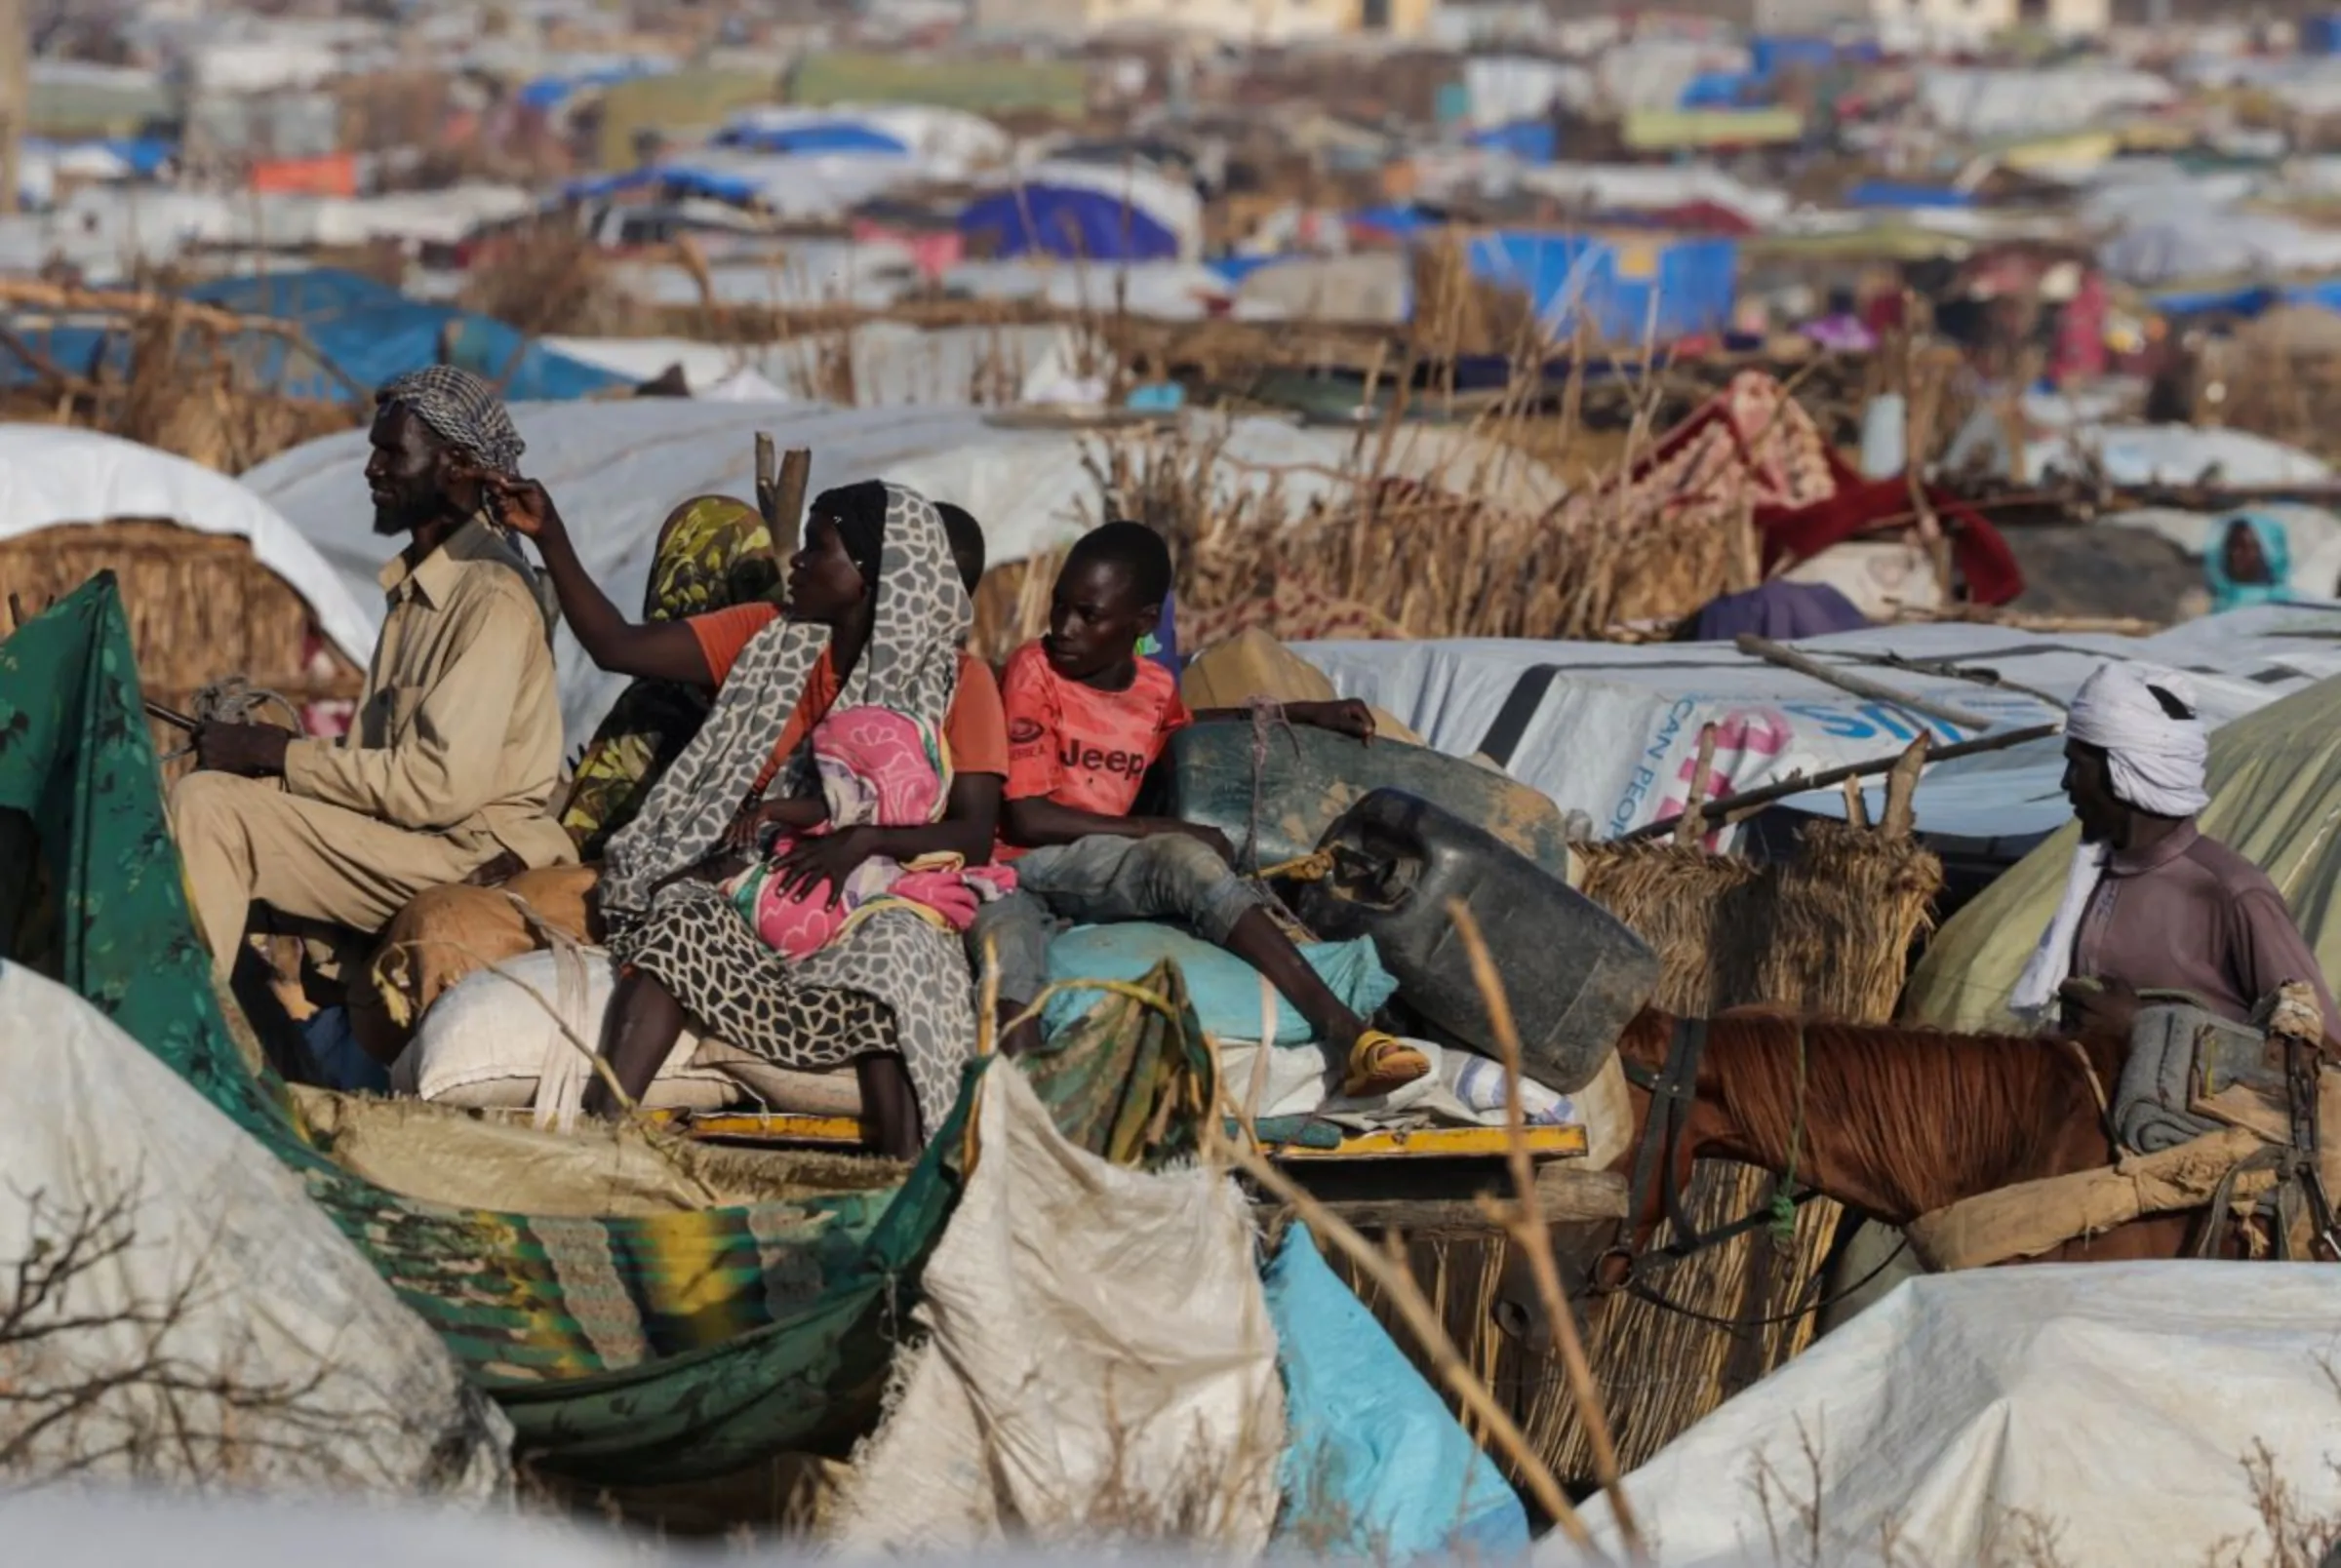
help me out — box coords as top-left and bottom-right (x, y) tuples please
(171, 367), (575, 977)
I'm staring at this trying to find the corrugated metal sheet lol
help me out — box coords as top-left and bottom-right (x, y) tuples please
(787, 53), (1086, 116)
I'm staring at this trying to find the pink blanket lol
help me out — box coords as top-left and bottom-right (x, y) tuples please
(726, 706), (1014, 959)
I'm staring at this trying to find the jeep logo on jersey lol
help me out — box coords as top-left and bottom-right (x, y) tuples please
(1008, 717), (1046, 747)
(1060, 740), (1146, 777)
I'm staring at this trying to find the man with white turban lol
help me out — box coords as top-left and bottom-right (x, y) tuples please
(2012, 661), (2334, 1039)
(170, 367), (575, 984)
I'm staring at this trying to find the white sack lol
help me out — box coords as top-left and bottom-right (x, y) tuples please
(830, 1063), (1283, 1552)
(0, 961), (511, 1498)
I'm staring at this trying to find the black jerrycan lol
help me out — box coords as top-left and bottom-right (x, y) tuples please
(1294, 789), (1658, 1093)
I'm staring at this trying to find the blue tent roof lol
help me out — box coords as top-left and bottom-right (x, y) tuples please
(1847, 179), (1975, 210)
(713, 121), (909, 156)
(958, 184), (1179, 262)
(563, 165), (762, 205)
(0, 268), (630, 404)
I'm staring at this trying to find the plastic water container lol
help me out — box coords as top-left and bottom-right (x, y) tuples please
(1163, 722), (1571, 879)
(1294, 790), (1659, 1094)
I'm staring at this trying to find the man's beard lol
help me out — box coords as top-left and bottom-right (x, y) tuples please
(373, 491), (434, 536)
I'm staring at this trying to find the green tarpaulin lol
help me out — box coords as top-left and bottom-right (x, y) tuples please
(0, 575), (959, 1485)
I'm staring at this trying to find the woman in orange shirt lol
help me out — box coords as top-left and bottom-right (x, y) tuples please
(484, 478), (1003, 1156)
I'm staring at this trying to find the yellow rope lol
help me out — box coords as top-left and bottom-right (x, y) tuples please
(1252, 848), (1337, 883)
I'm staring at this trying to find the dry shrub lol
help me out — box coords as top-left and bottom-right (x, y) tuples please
(458, 219), (635, 340)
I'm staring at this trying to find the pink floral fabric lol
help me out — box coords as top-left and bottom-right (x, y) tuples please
(727, 705), (1014, 959)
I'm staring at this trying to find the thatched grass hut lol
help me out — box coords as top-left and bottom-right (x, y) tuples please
(0, 427), (370, 772)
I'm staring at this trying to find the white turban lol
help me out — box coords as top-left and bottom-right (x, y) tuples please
(2010, 662), (2212, 1020)
(2064, 662), (2210, 817)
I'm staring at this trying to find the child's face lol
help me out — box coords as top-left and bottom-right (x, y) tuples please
(1044, 558), (1158, 684)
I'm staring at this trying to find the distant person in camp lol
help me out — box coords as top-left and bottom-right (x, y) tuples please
(2010, 662), (2334, 1044)
(482, 476), (1003, 1156)
(1801, 286), (1876, 354)
(2204, 513), (2290, 615)
(977, 520), (1432, 1095)
(170, 367), (575, 983)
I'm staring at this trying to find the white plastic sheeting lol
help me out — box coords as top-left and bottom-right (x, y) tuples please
(245, 402), (1554, 745)
(830, 1063), (1283, 1553)
(0, 961), (512, 1498)
(2024, 423), (2333, 490)
(1554, 1264), (2341, 1568)
(1298, 615), (2341, 844)
(3, 1490), (1368, 1568)
(2099, 209), (2341, 287)
(1514, 163), (1794, 226)
(941, 259), (1267, 322)
(0, 424), (375, 663)
(726, 102), (1012, 173)
(1917, 65), (2176, 137)
(1463, 55), (1597, 127)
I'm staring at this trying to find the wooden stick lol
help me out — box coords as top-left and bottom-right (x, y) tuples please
(144, 699), (198, 733)
(773, 447), (813, 561)
(1880, 734), (1928, 842)
(1620, 721), (2062, 843)
(1733, 634), (1995, 730)
(753, 439), (813, 563)
(1675, 722), (1718, 847)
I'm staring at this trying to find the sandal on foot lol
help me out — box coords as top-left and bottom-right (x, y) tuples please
(1342, 1030), (1431, 1098)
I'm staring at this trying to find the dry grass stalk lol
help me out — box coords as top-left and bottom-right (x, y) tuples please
(1222, 1139), (1605, 1557)
(1448, 902), (1645, 1555)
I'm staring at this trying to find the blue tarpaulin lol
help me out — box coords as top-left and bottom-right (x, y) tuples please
(2155, 277), (2341, 320)
(1263, 1227), (1529, 1561)
(1680, 70), (1757, 108)
(518, 60), (667, 111)
(1848, 179), (1976, 209)
(958, 183), (1179, 261)
(1751, 35), (1838, 79)
(0, 269), (631, 403)
(1466, 230), (1738, 343)
(713, 121), (909, 156)
(563, 165), (763, 205)
(1466, 118), (1558, 163)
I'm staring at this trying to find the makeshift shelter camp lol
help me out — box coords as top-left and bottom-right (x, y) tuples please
(0, 425), (371, 764)
(1905, 653), (2341, 1033)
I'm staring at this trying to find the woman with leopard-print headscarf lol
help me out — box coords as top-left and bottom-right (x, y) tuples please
(479, 476), (1005, 1156)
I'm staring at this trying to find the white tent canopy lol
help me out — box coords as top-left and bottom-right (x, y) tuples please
(0, 425), (375, 663)
(1550, 1264), (2341, 1568)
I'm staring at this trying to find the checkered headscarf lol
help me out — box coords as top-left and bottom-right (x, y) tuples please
(377, 366), (526, 476)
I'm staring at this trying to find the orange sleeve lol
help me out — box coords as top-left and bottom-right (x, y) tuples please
(1000, 644), (1065, 804)
(687, 602), (781, 689)
(945, 652), (1009, 776)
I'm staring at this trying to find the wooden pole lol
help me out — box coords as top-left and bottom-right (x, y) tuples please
(1733, 633), (1995, 731)
(1620, 721), (2062, 843)
(754, 438), (812, 562)
(0, 0), (20, 223)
